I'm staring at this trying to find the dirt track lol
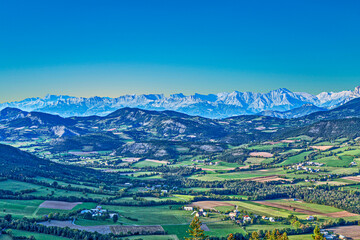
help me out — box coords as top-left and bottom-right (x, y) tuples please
(39, 220), (112, 234)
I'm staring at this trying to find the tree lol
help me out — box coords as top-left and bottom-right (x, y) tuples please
(4, 214), (12, 222)
(52, 181), (58, 188)
(281, 232), (289, 240)
(249, 231), (260, 240)
(312, 225), (325, 240)
(185, 216), (207, 240)
(112, 214), (119, 223)
(227, 233), (235, 240)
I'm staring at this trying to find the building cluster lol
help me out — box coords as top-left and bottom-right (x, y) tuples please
(195, 209), (208, 217)
(227, 208), (258, 224)
(144, 184), (169, 191)
(80, 205), (107, 217)
(184, 206), (207, 217)
(289, 162), (323, 173)
(320, 229), (347, 240)
(261, 216), (276, 222)
(192, 159), (218, 166)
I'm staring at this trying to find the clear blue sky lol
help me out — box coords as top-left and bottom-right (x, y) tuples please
(0, 0), (359, 102)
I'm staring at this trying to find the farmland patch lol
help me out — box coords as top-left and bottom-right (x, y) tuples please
(39, 201), (82, 210)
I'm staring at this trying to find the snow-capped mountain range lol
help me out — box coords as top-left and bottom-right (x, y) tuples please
(1, 86), (360, 119)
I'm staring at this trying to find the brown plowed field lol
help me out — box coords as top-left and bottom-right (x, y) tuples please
(310, 145), (333, 151)
(110, 225), (165, 235)
(189, 201), (235, 209)
(250, 152), (273, 158)
(39, 201), (82, 210)
(146, 159), (169, 164)
(342, 176), (360, 182)
(244, 175), (289, 182)
(326, 225), (360, 239)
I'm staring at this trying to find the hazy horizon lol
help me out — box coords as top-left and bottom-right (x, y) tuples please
(1, 84), (360, 104)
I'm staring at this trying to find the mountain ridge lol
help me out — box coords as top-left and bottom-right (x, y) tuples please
(1, 86), (359, 119)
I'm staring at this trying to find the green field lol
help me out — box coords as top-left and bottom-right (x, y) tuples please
(289, 234), (313, 240)
(315, 156), (350, 167)
(277, 151), (313, 166)
(0, 235), (12, 240)
(265, 199), (342, 214)
(227, 201), (302, 218)
(133, 160), (168, 168)
(5, 230), (70, 240)
(0, 199), (43, 219)
(0, 179), (110, 199)
(85, 205), (196, 226)
(0, 199), (97, 219)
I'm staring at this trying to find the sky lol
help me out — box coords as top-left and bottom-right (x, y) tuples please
(0, 0), (360, 102)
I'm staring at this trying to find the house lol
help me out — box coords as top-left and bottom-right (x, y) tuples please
(81, 205), (108, 217)
(195, 210), (207, 217)
(184, 206), (194, 211)
(243, 215), (251, 222)
(229, 212), (237, 219)
(320, 230), (329, 235)
(262, 216), (269, 220)
(229, 209), (240, 219)
(269, 217), (275, 222)
(324, 235), (335, 240)
(306, 216), (315, 221)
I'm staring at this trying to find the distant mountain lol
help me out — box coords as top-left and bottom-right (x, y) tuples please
(259, 104), (327, 119)
(0, 107), (84, 140)
(0, 143), (127, 185)
(280, 118), (360, 139)
(0, 143), (100, 180)
(299, 97), (360, 123)
(1, 86), (360, 118)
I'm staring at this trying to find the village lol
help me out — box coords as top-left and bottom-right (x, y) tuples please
(288, 161), (323, 173)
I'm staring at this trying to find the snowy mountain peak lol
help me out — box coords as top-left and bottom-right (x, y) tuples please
(1, 86), (359, 119)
